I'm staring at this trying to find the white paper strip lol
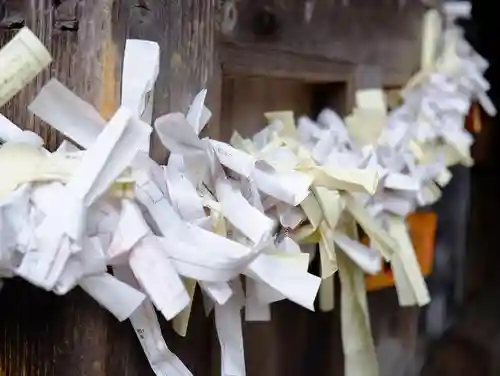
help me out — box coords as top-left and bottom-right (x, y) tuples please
(130, 235), (190, 320)
(215, 281), (246, 376)
(29, 79), (105, 148)
(113, 265), (193, 376)
(79, 273), (146, 321)
(122, 41), (159, 133)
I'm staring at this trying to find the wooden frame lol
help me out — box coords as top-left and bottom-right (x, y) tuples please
(218, 42), (357, 134)
(216, 40), (360, 376)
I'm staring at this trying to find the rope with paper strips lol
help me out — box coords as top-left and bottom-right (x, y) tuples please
(0, 4), (494, 375)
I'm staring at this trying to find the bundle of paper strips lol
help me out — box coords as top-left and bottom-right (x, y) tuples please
(0, 4), (494, 375)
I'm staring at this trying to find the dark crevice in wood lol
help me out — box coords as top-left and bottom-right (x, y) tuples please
(251, 7), (280, 38)
(54, 0), (79, 31)
(135, 0), (150, 11)
(0, 0), (24, 30)
(0, 16), (25, 30)
(54, 20), (79, 31)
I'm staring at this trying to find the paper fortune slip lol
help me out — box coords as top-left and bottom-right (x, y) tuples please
(0, 11), (491, 376)
(0, 27), (52, 108)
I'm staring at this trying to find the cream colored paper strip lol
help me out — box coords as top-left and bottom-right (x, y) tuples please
(338, 250), (379, 376)
(0, 27), (52, 107)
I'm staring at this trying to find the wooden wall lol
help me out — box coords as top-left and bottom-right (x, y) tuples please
(0, 1), (430, 375)
(0, 0), (219, 375)
(0, 1), (119, 375)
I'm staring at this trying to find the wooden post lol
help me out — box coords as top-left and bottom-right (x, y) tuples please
(114, 0), (221, 162)
(110, 3), (220, 374)
(0, 1), (431, 375)
(0, 1), (116, 374)
(0, 0), (220, 375)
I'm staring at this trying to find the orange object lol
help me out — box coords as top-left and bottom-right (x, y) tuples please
(365, 212), (438, 292)
(465, 102), (482, 134)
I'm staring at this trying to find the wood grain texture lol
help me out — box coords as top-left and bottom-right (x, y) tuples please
(1, 0), (221, 374)
(221, 0), (427, 86)
(103, 1), (221, 375)
(0, 0), (24, 29)
(114, 0), (221, 162)
(0, 1), (128, 375)
(221, 44), (355, 83)
(220, 75), (315, 140)
(0, 280), (110, 376)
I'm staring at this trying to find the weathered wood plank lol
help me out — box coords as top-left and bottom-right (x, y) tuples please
(1, 0), (220, 374)
(221, 0), (426, 86)
(0, 1), (127, 375)
(115, 0), (221, 162)
(0, 280), (110, 376)
(221, 44), (354, 83)
(103, 1), (221, 375)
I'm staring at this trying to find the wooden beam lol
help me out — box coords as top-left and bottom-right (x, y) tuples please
(221, 0), (426, 85)
(221, 44), (354, 83)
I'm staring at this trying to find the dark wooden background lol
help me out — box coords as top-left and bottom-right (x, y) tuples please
(0, 1), (455, 375)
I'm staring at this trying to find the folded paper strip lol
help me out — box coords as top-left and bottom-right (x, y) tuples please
(0, 7), (494, 375)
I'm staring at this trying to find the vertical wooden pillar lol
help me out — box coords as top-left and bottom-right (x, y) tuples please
(113, 0), (221, 163)
(0, 1), (117, 375)
(106, 1), (221, 375)
(0, 0), (221, 375)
